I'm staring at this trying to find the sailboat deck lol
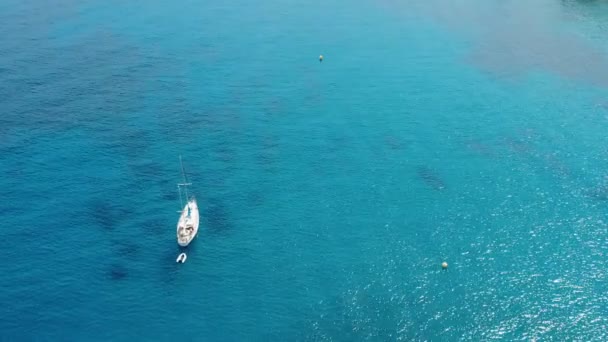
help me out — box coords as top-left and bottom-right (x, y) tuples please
(176, 199), (199, 246)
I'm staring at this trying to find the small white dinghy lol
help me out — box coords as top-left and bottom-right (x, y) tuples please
(176, 253), (187, 263)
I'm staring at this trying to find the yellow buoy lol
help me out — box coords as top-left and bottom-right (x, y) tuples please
(442, 261), (448, 270)
(319, 54), (324, 62)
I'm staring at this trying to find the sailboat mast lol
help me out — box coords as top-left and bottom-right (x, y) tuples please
(177, 156), (184, 210)
(179, 155), (190, 205)
(178, 184), (183, 210)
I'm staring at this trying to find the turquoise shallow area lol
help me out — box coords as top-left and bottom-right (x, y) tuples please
(1, 0), (608, 340)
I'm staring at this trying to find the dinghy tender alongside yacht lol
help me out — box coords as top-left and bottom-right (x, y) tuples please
(176, 156), (199, 247)
(176, 253), (187, 263)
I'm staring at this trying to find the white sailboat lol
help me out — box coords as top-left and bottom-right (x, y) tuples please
(176, 156), (199, 247)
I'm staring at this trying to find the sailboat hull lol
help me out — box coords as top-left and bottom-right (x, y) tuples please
(176, 199), (199, 247)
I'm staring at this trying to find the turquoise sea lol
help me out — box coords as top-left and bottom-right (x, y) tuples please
(2, 0), (608, 340)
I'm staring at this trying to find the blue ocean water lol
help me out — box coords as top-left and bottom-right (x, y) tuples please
(2, 0), (608, 340)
